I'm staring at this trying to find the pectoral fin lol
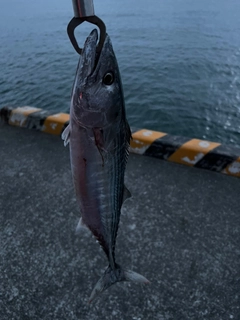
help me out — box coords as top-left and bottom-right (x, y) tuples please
(61, 124), (70, 147)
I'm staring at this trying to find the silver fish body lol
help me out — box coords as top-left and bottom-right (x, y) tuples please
(62, 29), (149, 302)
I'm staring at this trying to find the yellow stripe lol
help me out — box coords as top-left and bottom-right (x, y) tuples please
(9, 106), (41, 127)
(168, 139), (220, 166)
(223, 157), (240, 177)
(130, 129), (166, 154)
(42, 113), (70, 135)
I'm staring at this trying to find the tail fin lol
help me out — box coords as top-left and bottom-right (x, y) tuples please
(89, 264), (149, 303)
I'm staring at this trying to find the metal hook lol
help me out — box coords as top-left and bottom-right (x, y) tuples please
(67, 15), (106, 55)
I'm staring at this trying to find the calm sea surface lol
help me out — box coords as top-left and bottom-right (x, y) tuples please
(1, 0), (240, 146)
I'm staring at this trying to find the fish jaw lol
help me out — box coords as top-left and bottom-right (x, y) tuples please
(78, 28), (98, 81)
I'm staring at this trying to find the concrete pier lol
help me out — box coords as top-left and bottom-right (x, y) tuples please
(0, 124), (239, 319)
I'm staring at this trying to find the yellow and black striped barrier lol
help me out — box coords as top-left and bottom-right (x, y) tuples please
(131, 129), (240, 178)
(1, 106), (240, 178)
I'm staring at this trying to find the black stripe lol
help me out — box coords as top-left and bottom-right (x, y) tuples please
(25, 110), (53, 130)
(145, 134), (190, 160)
(194, 144), (240, 171)
(0, 106), (13, 123)
(61, 121), (69, 135)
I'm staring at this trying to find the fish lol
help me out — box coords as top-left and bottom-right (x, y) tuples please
(62, 29), (149, 302)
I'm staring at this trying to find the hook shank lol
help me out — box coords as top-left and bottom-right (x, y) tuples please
(71, 0), (95, 18)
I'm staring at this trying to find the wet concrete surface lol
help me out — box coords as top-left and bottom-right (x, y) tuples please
(0, 124), (240, 320)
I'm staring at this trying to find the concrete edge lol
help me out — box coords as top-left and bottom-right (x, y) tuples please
(1, 106), (240, 178)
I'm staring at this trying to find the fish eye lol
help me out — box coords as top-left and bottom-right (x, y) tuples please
(103, 72), (114, 85)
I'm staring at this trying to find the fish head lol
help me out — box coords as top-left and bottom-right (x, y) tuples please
(71, 29), (125, 128)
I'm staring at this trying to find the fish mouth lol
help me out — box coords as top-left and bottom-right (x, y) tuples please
(81, 29), (100, 77)
(81, 29), (112, 78)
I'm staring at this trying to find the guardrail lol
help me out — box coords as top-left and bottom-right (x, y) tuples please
(1, 106), (240, 178)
